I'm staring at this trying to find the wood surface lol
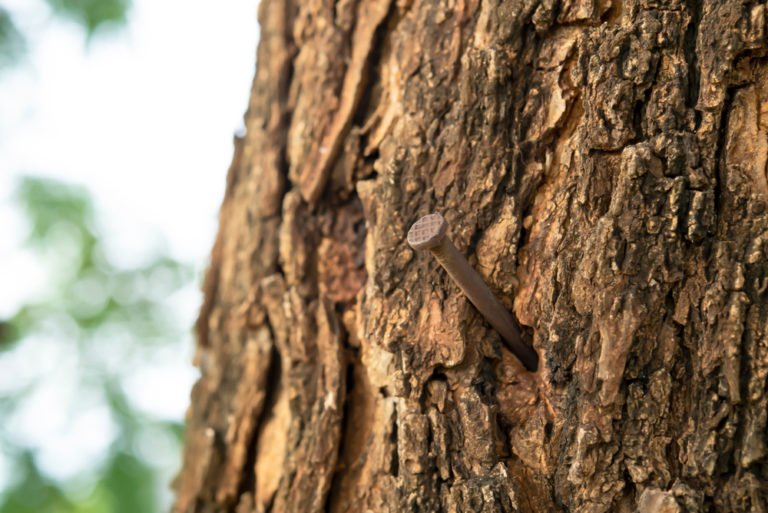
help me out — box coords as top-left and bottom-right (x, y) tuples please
(175, 1), (768, 511)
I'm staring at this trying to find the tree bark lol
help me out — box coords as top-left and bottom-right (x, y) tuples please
(173, 0), (768, 511)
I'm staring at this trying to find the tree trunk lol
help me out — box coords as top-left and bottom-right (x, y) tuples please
(173, 0), (768, 511)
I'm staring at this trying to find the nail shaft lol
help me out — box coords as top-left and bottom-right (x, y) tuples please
(407, 213), (537, 371)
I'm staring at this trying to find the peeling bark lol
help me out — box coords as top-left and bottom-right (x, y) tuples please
(175, 0), (768, 511)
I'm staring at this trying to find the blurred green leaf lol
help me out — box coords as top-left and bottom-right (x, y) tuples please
(16, 177), (95, 246)
(44, 0), (131, 36)
(0, 320), (19, 347)
(0, 0), (130, 72)
(102, 452), (157, 513)
(1, 176), (193, 512)
(0, 8), (26, 69)
(0, 452), (73, 513)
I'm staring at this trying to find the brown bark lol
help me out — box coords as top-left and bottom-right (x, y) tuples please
(174, 0), (768, 511)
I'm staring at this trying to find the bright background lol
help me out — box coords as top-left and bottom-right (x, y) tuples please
(0, 0), (259, 510)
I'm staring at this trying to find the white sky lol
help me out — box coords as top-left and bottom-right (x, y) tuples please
(1, 0), (259, 274)
(0, 0), (260, 504)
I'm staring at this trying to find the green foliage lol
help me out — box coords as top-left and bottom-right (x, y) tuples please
(15, 178), (95, 246)
(0, 0), (131, 71)
(0, 8), (25, 69)
(43, 0), (132, 37)
(0, 177), (193, 512)
(0, 453), (74, 513)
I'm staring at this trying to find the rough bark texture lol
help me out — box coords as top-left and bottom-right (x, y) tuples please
(174, 0), (768, 511)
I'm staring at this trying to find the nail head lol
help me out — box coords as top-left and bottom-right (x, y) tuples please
(407, 213), (448, 250)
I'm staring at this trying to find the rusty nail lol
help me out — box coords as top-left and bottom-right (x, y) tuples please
(407, 212), (538, 371)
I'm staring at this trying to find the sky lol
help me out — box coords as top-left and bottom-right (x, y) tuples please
(0, 0), (260, 504)
(1, 0), (259, 275)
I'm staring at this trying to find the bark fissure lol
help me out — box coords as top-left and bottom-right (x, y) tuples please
(233, 345), (281, 511)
